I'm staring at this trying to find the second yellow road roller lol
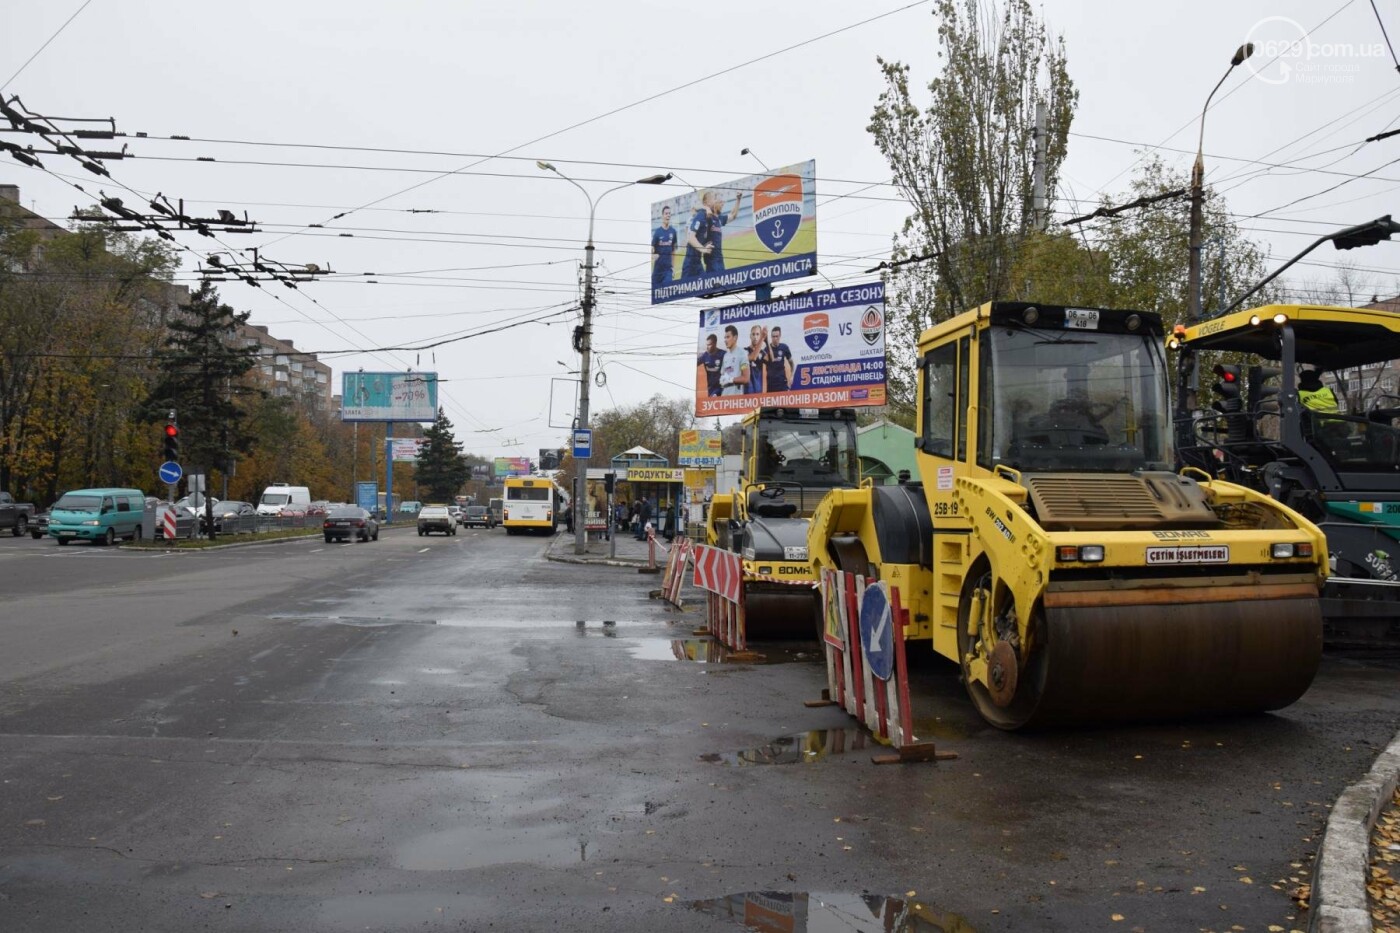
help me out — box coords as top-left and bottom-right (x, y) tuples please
(807, 301), (1327, 729)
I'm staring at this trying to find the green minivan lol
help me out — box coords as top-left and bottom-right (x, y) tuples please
(47, 488), (149, 546)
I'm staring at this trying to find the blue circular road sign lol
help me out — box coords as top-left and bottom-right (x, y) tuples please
(859, 581), (894, 681)
(158, 461), (183, 485)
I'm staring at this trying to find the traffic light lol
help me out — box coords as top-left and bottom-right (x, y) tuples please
(604, 472), (615, 494)
(163, 420), (180, 462)
(1212, 364), (1249, 443)
(1211, 364), (1242, 413)
(1248, 365), (1283, 414)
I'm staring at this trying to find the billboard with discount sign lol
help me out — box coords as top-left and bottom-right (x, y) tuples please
(341, 372), (438, 423)
(693, 282), (886, 417)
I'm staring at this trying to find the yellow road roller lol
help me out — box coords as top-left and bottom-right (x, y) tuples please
(807, 301), (1327, 729)
(707, 407), (861, 639)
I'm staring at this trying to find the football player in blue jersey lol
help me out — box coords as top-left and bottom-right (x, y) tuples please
(746, 324), (766, 394)
(651, 205), (678, 288)
(764, 325), (794, 391)
(704, 188), (743, 274)
(696, 333), (724, 397)
(681, 194), (713, 280)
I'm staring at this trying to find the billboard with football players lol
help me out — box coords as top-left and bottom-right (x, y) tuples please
(650, 159), (817, 305)
(693, 282), (886, 418)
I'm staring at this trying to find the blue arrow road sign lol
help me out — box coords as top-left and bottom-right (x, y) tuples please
(158, 461), (183, 485)
(572, 429), (592, 459)
(859, 581), (894, 681)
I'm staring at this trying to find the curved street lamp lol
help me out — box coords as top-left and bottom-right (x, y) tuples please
(1188, 42), (1254, 324)
(536, 162), (669, 554)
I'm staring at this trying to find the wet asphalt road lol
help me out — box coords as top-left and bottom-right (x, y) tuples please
(1, 528), (1399, 932)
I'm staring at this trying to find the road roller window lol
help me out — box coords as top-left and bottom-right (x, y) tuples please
(957, 336), (971, 461)
(921, 342), (958, 459)
(990, 325), (1173, 473)
(756, 417), (859, 488)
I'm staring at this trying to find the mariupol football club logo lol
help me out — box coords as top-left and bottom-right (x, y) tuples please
(803, 312), (830, 352)
(860, 305), (883, 346)
(703, 309), (719, 330)
(753, 173), (804, 254)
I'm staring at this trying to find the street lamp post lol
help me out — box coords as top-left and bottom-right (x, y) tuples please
(537, 162), (670, 554)
(1188, 42), (1254, 324)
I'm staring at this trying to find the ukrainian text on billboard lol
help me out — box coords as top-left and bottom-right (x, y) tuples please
(341, 372), (438, 422)
(650, 160), (817, 305)
(694, 282), (886, 418)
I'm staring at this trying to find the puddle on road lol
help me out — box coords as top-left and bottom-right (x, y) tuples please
(624, 636), (825, 664)
(627, 637), (728, 662)
(699, 728), (871, 766)
(689, 891), (973, 932)
(397, 823), (589, 870)
(268, 613), (437, 627)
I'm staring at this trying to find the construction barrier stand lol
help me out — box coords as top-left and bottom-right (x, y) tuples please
(692, 544), (745, 650)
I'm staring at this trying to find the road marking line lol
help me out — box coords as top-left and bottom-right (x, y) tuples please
(418, 547), (430, 553)
(310, 548), (324, 552)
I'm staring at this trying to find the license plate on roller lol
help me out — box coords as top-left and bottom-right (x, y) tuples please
(1145, 545), (1229, 564)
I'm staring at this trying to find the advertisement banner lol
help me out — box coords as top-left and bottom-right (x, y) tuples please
(493, 456), (532, 478)
(650, 160), (817, 305)
(678, 429), (723, 467)
(389, 438), (425, 462)
(694, 281), (886, 417)
(341, 372), (438, 422)
(354, 481), (378, 513)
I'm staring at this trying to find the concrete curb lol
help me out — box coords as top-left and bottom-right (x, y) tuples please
(1311, 730), (1400, 932)
(544, 554), (645, 569)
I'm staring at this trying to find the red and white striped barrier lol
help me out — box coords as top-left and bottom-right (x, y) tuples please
(161, 506), (177, 541)
(818, 568), (955, 763)
(692, 544), (745, 650)
(659, 536), (691, 608)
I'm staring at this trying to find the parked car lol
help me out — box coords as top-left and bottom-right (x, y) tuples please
(461, 505), (495, 529)
(0, 491), (35, 537)
(417, 505), (457, 536)
(202, 501), (257, 535)
(324, 506), (378, 543)
(28, 506), (49, 540)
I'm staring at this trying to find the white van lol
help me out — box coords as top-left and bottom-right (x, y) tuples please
(257, 483), (312, 516)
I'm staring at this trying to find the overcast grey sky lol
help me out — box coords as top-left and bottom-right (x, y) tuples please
(4, 1), (1398, 459)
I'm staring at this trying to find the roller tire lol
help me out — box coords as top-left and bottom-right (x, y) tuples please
(13, 516), (26, 537)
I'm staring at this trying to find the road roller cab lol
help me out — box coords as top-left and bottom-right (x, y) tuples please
(707, 407), (861, 638)
(807, 301), (1328, 729)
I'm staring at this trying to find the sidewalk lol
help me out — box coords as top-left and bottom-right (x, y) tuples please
(544, 526), (679, 568)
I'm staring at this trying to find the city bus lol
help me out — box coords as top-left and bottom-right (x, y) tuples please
(501, 477), (557, 535)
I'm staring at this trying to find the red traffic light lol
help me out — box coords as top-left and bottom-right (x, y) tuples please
(1212, 364), (1238, 383)
(164, 424), (178, 437)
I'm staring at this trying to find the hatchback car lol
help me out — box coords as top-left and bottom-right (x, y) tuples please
(323, 506), (379, 543)
(461, 505), (495, 529)
(417, 505), (456, 536)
